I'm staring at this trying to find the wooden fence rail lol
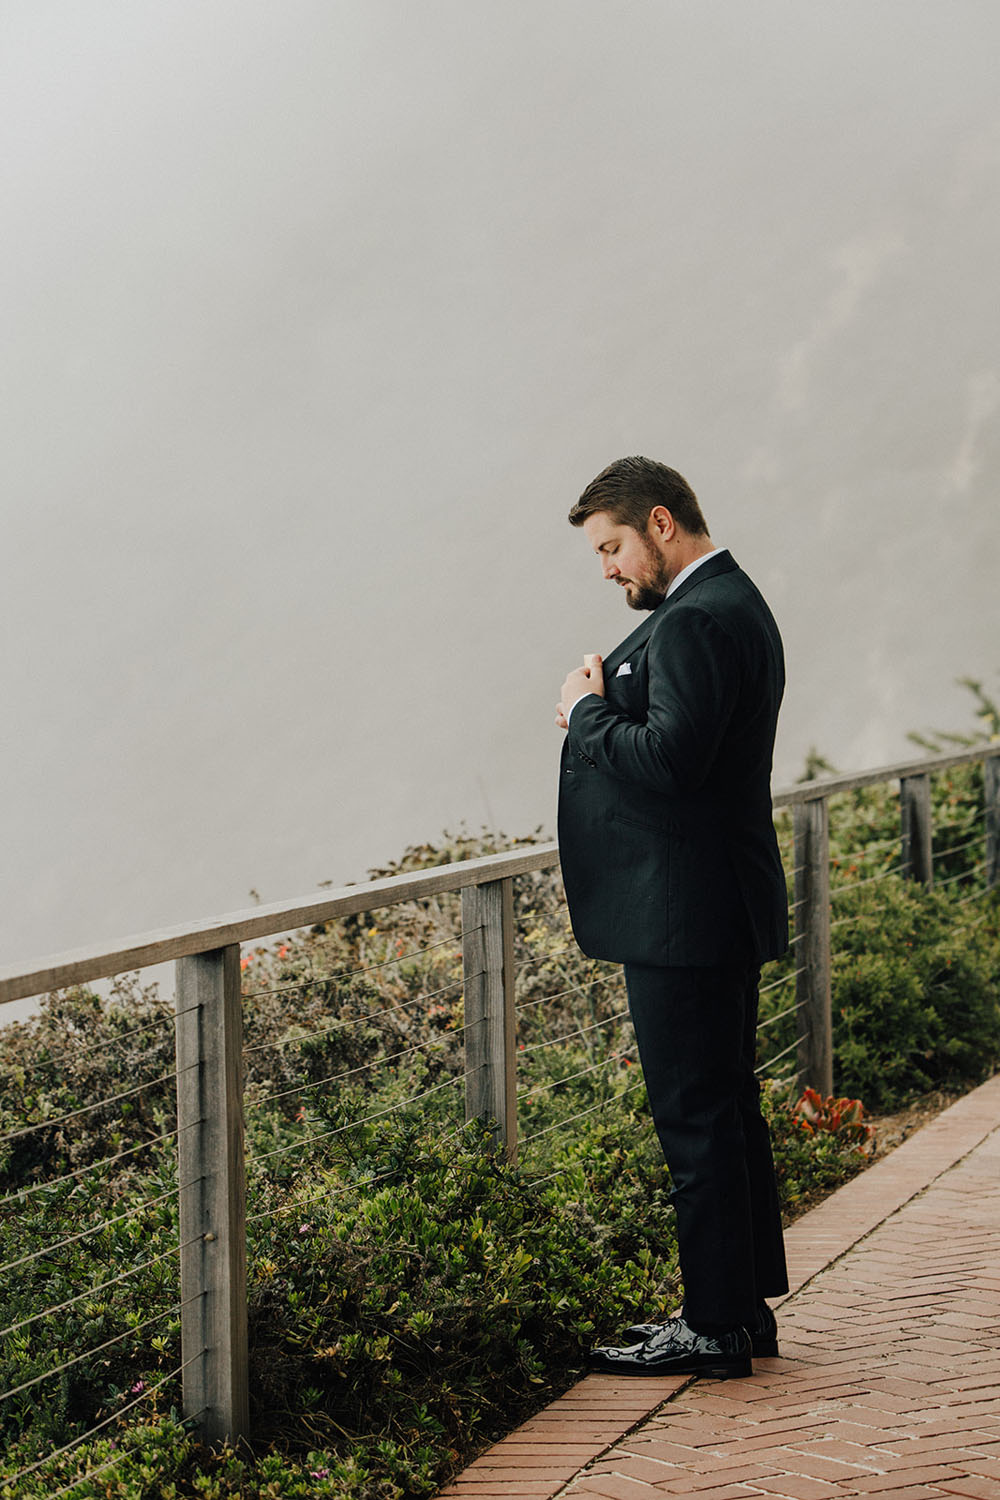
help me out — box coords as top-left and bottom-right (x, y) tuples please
(1, 742), (999, 1447)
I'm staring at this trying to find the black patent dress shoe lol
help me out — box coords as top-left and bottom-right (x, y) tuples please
(622, 1302), (779, 1358)
(589, 1315), (752, 1379)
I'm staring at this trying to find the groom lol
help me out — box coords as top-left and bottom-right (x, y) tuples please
(556, 456), (789, 1379)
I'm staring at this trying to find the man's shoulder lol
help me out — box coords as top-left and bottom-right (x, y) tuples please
(672, 555), (773, 612)
(654, 557), (782, 650)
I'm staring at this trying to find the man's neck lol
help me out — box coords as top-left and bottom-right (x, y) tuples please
(667, 544), (720, 597)
(667, 534), (715, 585)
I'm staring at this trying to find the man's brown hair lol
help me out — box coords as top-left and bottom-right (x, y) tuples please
(568, 456), (709, 537)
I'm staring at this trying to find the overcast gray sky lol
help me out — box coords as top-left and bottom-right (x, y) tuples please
(2, 0), (998, 975)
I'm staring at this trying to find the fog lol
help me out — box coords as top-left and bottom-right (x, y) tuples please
(2, 1), (997, 995)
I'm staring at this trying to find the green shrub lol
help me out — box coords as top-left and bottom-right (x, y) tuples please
(760, 766), (1000, 1110)
(830, 877), (999, 1109)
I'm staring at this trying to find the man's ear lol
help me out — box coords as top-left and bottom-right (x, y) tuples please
(648, 505), (676, 542)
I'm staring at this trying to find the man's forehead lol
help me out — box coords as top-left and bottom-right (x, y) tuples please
(582, 512), (633, 550)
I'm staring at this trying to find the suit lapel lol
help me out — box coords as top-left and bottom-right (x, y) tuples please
(600, 552), (738, 672)
(602, 610), (659, 675)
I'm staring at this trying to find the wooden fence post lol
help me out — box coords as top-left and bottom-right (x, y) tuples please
(175, 945), (249, 1445)
(900, 772), (934, 887)
(985, 753), (1000, 891)
(461, 877), (517, 1160)
(793, 798), (833, 1097)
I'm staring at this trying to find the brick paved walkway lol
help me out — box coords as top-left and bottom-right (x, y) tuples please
(439, 1073), (1000, 1500)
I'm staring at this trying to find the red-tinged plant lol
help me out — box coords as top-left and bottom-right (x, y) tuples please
(792, 1087), (875, 1156)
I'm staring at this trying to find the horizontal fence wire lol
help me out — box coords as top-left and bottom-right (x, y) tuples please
(517, 1009), (630, 1056)
(0, 1299), (191, 1407)
(0, 1175), (204, 1278)
(515, 971), (622, 1012)
(241, 934), (462, 1001)
(520, 1076), (646, 1145)
(0, 1057), (196, 1147)
(759, 968), (800, 997)
(241, 975), (466, 1058)
(245, 1116), (476, 1231)
(0, 1123), (190, 1210)
(959, 889), (997, 918)
(833, 832), (905, 861)
(757, 994), (806, 1031)
(517, 1050), (631, 1103)
(521, 966), (620, 1014)
(246, 1164), (400, 1230)
(956, 881), (995, 907)
(0, 1235), (205, 1343)
(755, 1035), (799, 1075)
(828, 911), (861, 934)
(49, 1009), (175, 1062)
(248, 1072), (467, 1168)
(6, 1351), (205, 1500)
(249, 1025), (466, 1112)
(829, 863), (903, 897)
(932, 831), (984, 859)
(935, 861), (988, 890)
(515, 942), (578, 971)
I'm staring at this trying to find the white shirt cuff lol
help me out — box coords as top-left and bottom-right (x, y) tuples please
(566, 692), (598, 727)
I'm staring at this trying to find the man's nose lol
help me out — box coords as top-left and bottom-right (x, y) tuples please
(602, 556), (619, 580)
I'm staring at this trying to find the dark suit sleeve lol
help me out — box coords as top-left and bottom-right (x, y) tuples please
(567, 605), (739, 797)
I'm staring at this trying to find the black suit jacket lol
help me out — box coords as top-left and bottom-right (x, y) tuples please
(557, 551), (788, 967)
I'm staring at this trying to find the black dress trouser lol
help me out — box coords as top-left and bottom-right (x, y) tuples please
(623, 959), (789, 1330)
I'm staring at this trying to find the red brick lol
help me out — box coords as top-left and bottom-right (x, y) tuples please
(748, 1476), (844, 1499)
(569, 1476), (659, 1500)
(440, 1486), (560, 1498)
(621, 1438), (707, 1465)
(655, 1487), (763, 1500)
(935, 1480), (1000, 1499)
(850, 1488), (958, 1498)
(848, 1469), (971, 1493)
(592, 1456), (691, 1484)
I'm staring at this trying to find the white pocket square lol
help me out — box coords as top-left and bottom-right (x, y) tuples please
(615, 661), (632, 677)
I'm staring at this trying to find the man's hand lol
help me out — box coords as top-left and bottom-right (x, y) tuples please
(556, 654), (604, 729)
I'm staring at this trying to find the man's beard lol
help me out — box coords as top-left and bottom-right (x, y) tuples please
(623, 543), (671, 610)
(625, 580), (667, 611)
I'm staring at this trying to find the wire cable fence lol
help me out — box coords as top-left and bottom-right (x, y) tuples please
(239, 936), (471, 1214)
(1, 743), (997, 1493)
(0, 993), (197, 1500)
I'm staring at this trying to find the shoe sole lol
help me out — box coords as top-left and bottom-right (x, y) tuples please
(589, 1354), (753, 1379)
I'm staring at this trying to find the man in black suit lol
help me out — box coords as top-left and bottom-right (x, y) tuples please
(556, 456), (789, 1380)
